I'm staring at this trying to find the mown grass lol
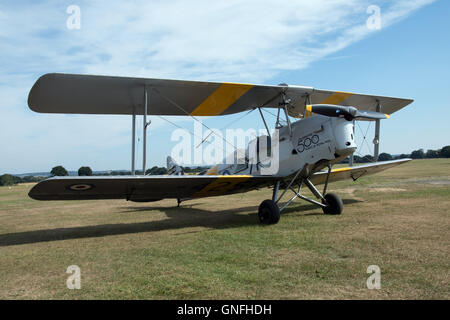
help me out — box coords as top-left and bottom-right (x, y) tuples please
(0, 159), (448, 299)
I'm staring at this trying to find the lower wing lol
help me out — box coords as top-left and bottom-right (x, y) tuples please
(28, 159), (411, 201)
(309, 158), (411, 185)
(28, 175), (277, 201)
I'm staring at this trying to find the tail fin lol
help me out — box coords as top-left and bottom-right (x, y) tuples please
(167, 156), (184, 175)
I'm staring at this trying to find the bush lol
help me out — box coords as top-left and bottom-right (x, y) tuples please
(378, 153), (393, 161)
(426, 149), (439, 158)
(440, 146), (450, 158)
(361, 154), (374, 163)
(0, 174), (15, 186)
(410, 149), (425, 159)
(353, 155), (363, 163)
(78, 166), (93, 176)
(51, 166), (68, 176)
(145, 166), (168, 175)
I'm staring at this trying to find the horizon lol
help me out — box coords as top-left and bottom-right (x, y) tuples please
(6, 147), (444, 177)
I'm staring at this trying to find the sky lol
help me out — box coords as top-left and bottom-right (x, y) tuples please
(1, 0), (449, 174)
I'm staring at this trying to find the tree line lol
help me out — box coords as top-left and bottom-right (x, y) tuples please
(48, 165), (207, 177)
(1, 145), (449, 186)
(342, 146), (450, 163)
(0, 164), (209, 186)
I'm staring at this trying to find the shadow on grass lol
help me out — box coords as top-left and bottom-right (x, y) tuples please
(0, 198), (361, 247)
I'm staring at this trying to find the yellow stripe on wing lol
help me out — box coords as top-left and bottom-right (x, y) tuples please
(320, 91), (353, 105)
(331, 167), (351, 173)
(190, 83), (253, 116)
(192, 175), (251, 197)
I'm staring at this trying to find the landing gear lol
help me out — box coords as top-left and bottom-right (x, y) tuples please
(322, 193), (343, 215)
(257, 165), (344, 224)
(258, 200), (280, 224)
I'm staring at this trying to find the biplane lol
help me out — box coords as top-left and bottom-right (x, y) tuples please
(27, 73), (413, 224)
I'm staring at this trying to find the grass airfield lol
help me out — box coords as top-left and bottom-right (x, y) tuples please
(0, 159), (449, 299)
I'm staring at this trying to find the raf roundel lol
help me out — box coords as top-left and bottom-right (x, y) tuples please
(68, 184), (94, 191)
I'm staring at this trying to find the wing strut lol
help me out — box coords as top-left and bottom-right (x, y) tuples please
(131, 105), (136, 175)
(143, 86), (151, 175)
(257, 107), (271, 139)
(374, 100), (381, 161)
(280, 92), (293, 136)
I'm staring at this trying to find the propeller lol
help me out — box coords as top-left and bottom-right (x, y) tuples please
(305, 104), (389, 121)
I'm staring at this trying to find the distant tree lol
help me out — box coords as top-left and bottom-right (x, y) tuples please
(353, 155), (363, 163)
(362, 154), (374, 163)
(146, 166), (168, 175)
(440, 146), (450, 158)
(78, 166), (93, 176)
(157, 167), (168, 175)
(12, 175), (22, 184)
(22, 176), (34, 183)
(51, 165), (68, 176)
(395, 153), (410, 159)
(410, 149), (425, 159)
(378, 153), (393, 161)
(0, 174), (15, 186)
(22, 176), (41, 183)
(426, 149), (439, 158)
(183, 166), (209, 173)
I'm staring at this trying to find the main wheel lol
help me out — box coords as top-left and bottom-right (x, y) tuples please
(322, 193), (343, 215)
(258, 199), (280, 224)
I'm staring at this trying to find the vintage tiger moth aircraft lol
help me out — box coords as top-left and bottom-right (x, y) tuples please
(28, 73), (413, 224)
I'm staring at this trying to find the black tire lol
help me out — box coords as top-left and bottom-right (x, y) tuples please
(258, 199), (280, 224)
(322, 193), (343, 215)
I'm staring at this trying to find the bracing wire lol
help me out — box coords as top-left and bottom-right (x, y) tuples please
(197, 108), (255, 149)
(261, 107), (287, 126)
(151, 87), (240, 153)
(355, 120), (374, 160)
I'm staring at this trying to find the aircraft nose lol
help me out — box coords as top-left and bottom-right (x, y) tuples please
(333, 118), (356, 157)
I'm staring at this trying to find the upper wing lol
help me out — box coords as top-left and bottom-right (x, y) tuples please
(28, 73), (412, 117)
(28, 73), (289, 116)
(309, 159), (412, 185)
(28, 175), (278, 201)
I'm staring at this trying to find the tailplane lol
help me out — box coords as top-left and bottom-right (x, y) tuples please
(167, 156), (184, 175)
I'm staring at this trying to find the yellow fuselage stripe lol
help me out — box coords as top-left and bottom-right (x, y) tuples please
(190, 83), (253, 116)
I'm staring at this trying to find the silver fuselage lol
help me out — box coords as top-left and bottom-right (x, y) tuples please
(212, 115), (356, 177)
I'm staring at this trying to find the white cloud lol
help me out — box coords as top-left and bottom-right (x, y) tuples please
(0, 0), (436, 173)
